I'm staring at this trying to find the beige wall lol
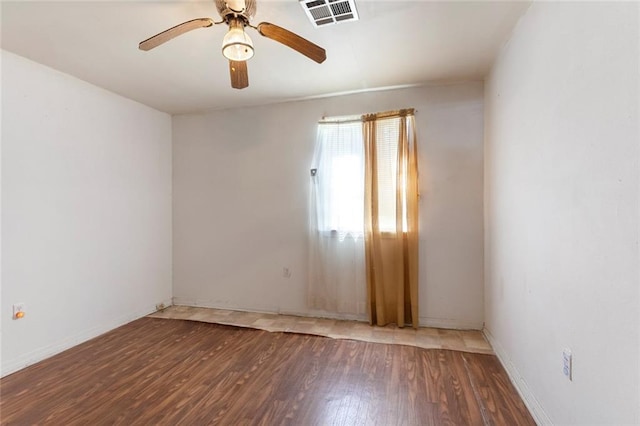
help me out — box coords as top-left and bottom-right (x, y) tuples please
(484, 2), (639, 424)
(172, 82), (485, 329)
(1, 51), (173, 376)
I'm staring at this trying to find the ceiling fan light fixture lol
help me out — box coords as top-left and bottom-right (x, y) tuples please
(222, 20), (254, 61)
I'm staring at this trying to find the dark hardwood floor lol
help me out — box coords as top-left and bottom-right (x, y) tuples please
(1, 318), (535, 425)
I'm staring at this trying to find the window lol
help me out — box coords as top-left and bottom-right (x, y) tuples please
(312, 119), (364, 239)
(373, 118), (407, 232)
(309, 109), (418, 325)
(311, 115), (408, 237)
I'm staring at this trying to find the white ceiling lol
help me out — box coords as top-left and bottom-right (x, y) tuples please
(1, 0), (530, 114)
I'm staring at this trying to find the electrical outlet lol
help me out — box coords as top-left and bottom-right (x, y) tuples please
(13, 303), (25, 320)
(562, 349), (572, 380)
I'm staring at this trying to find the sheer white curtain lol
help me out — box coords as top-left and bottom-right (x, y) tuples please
(308, 119), (367, 316)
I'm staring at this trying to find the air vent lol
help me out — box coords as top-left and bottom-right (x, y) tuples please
(299, 0), (359, 27)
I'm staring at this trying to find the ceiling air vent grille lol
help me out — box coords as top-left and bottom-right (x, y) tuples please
(299, 0), (359, 27)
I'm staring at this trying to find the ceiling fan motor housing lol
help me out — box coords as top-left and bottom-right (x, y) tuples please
(216, 0), (256, 24)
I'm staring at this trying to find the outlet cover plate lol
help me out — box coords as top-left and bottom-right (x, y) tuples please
(13, 303), (25, 319)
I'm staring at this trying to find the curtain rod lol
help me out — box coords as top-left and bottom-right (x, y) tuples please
(319, 108), (416, 124)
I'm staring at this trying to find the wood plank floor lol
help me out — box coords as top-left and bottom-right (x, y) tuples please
(1, 318), (535, 425)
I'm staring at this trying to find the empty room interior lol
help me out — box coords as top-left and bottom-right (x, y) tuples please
(1, 0), (639, 424)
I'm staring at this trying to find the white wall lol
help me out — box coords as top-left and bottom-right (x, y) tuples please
(173, 83), (485, 329)
(1, 50), (173, 376)
(484, 3), (639, 424)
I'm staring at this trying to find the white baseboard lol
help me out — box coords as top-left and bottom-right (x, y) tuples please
(420, 316), (483, 330)
(172, 299), (482, 331)
(1, 301), (169, 377)
(483, 327), (551, 426)
(281, 309), (368, 323)
(172, 298), (368, 322)
(171, 298), (280, 315)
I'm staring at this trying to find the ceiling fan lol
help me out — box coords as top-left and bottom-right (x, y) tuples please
(139, 0), (327, 90)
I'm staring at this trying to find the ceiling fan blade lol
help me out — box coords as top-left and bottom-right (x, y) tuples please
(257, 22), (326, 64)
(229, 60), (249, 89)
(139, 18), (214, 51)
